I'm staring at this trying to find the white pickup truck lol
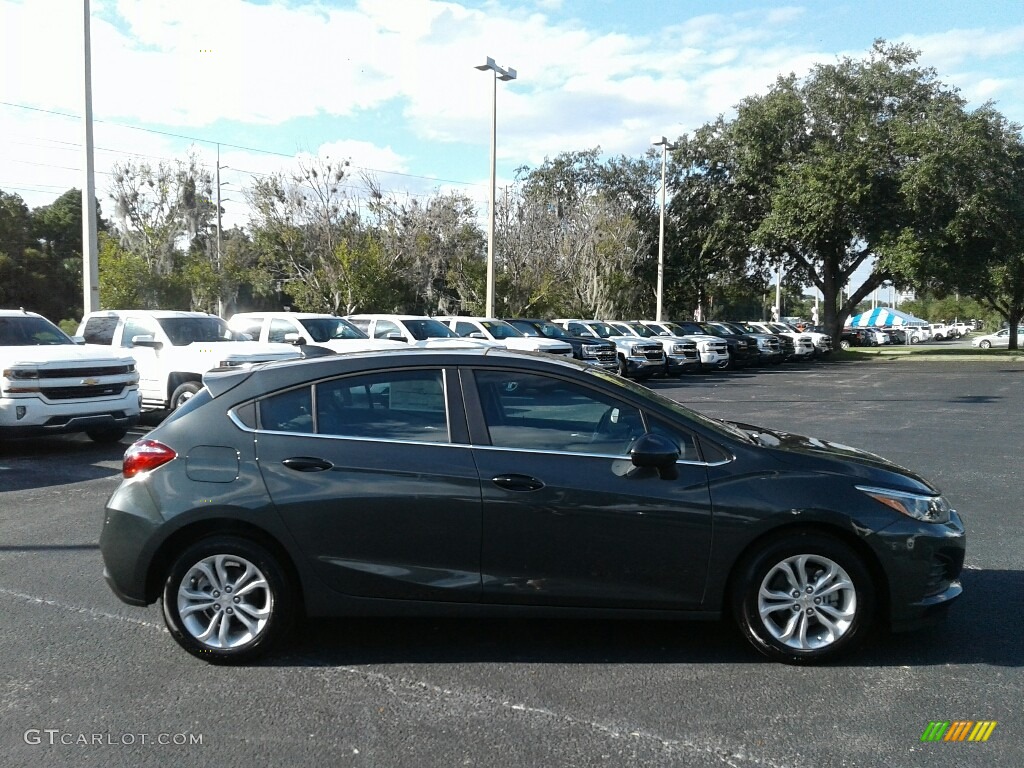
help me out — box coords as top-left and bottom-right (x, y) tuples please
(77, 310), (301, 411)
(1, 309), (139, 441)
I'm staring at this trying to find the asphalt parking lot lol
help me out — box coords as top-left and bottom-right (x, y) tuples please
(1, 359), (1021, 768)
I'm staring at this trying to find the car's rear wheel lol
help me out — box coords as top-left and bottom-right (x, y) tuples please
(839, 339), (851, 350)
(732, 533), (874, 664)
(162, 537), (295, 663)
(170, 381), (202, 410)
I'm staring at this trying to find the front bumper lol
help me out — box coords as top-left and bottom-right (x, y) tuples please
(872, 510), (966, 632)
(0, 392), (139, 437)
(623, 355), (666, 377)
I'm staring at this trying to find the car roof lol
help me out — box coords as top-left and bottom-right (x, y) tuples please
(230, 312), (340, 320)
(345, 314), (436, 321)
(86, 309), (219, 319)
(0, 309), (44, 318)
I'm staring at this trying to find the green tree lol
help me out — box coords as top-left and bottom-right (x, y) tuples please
(715, 41), (972, 341)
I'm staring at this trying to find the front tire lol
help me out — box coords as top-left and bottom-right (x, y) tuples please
(979, 340), (991, 349)
(86, 427), (127, 443)
(170, 381), (202, 410)
(732, 533), (874, 664)
(162, 536), (295, 663)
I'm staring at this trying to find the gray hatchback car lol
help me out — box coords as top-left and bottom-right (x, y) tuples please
(101, 348), (965, 664)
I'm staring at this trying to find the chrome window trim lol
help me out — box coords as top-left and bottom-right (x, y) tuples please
(232, 367), (452, 443)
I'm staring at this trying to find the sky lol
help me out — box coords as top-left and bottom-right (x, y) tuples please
(2, 0), (1022, 238)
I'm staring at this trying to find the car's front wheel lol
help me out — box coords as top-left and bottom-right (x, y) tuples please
(162, 537), (296, 663)
(86, 427), (127, 443)
(170, 381), (202, 410)
(839, 339), (851, 350)
(979, 340), (991, 349)
(732, 533), (874, 664)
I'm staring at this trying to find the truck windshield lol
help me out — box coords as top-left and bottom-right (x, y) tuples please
(0, 316), (74, 346)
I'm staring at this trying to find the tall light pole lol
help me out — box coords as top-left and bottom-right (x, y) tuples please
(82, 0), (99, 314)
(475, 56), (516, 318)
(215, 144), (230, 317)
(651, 137), (675, 322)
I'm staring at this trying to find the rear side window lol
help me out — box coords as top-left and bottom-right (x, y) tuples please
(82, 316), (118, 345)
(316, 370), (448, 443)
(258, 387), (313, 433)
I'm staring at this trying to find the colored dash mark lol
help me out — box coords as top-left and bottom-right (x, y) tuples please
(921, 721), (997, 742)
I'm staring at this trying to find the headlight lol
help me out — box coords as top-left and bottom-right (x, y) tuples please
(856, 485), (952, 523)
(3, 366), (39, 379)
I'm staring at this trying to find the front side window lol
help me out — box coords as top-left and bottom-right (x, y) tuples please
(159, 317), (233, 345)
(269, 318), (300, 343)
(373, 319), (402, 339)
(122, 317), (159, 347)
(474, 370), (644, 455)
(316, 369), (449, 443)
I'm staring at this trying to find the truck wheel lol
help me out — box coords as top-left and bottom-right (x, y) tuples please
(170, 381), (202, 410)
(87, 427), (128, 443)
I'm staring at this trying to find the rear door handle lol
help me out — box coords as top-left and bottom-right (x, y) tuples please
(491, 474), (545, 492)
(282, 457), (334, 472)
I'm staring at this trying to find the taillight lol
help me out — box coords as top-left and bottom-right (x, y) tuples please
(122, 439), (177, 478)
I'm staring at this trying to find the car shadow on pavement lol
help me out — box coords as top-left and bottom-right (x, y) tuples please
(269, 568), (1020, 669)
(0, 437), (130, 492)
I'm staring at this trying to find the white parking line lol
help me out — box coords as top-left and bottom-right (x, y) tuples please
(0, 587), (163, 630)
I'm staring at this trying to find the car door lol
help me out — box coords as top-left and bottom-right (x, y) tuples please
(119, 315), (162, 402)
(465, 367), (713, 609)
(254, 366), (482, 601)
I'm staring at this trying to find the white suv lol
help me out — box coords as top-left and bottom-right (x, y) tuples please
(1, 309), (139, 441)
(78, 310), (301, 411)
(345, 314), (502, 349)
(227, 312), (406, 353)
(436, 317), (573, 356)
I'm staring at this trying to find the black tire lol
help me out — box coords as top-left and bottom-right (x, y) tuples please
(86, 427), (128, 443)
(170, 381), (202, 410)
(732, 533), (874, 664)
(979, 340), (991, 349)
(162, 536), (296, 664)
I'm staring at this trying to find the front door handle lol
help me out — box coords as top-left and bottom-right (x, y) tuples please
(282, 457), (334, 472)
(492, 474), (545, 492)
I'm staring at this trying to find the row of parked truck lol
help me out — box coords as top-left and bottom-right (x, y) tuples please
(0, 308), (831, 442)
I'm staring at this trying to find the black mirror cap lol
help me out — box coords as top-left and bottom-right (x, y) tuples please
(630, 433), (680, 479)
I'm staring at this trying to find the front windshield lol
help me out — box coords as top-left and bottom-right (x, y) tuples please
(158, 317), (235, 345)
(536, 321), (571, 339)
(588, 321), (622, 339)
(703, 323), (729, 337)
(480, 320), (525, 340)
(404, 318), (460, 340)
(0, 316), (74, 346)
(622, 322), (658, 337)
(299, 318), (367, 342)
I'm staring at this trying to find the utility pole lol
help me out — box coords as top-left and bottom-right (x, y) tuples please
(215, 144), (223, 317)
(81, 0), (99, 314)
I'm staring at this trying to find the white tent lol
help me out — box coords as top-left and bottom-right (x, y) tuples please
(848, 308), (928, 328)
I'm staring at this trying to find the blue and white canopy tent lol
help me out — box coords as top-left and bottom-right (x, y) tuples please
(848, 308), (929, 328)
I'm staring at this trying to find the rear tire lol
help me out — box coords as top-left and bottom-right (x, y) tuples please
(732, 533), (874, 664)
(162, 536), (296, 664)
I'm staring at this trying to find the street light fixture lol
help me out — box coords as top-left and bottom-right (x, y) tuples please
(651, 136), (676, 322)
(475, 56), (517, 318)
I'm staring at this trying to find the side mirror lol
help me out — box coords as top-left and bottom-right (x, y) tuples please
(284, 332), (307, 345)
(630, 433), (681, 480)
(468, 332), (487, 340)
(385, 333), (407, 343)
(71, 335), (86, 345)
(130, 335), (162, 349)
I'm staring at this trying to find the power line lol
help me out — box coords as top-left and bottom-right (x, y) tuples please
(0, 99), (481, 188)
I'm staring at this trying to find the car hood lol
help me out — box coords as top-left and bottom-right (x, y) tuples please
(723, 420), (936, 494)
(0, 344), (135, 366)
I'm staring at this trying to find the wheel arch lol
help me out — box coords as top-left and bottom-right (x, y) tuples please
(145, 517), (304, 610)
(167, 372), (202, 401)
(721, 522), (891, 626)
